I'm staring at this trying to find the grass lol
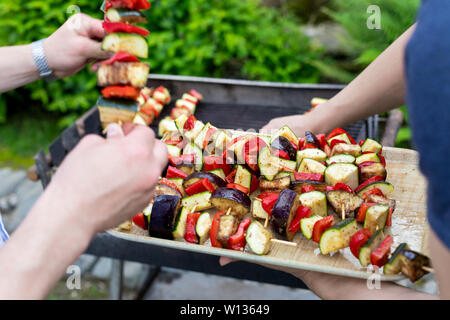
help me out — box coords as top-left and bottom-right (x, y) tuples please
(0, 111), (61, 169)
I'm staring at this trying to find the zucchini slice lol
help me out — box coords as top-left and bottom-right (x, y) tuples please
(167, 178), (184, 196)
(183, 142), (204, 171)
(359, 162), (387, 182)
(166, 145), (181, 158)
(324, 163), (359, 191)
(299, 191), (327, 217)
(300, 215), (323, 240)
(176, 99), (197, 114)
(330, 143), (362, 157)
(208, 169), (226, 180)
(258, 146), (280, 181)
(297, 158), (326, 175)
(296, 148), (328, 166)
(271, 125), (299, 146)
(174, 114), (188, 135)
(356, 181), (394, 197)
(274, 171), (295, 180)
(358, 230), (384, 267)
(172, 206), (189, 239)
(195, 212), (212, 244)
(326, 154), (355, 165)
(246, 221), (273, 255)
(181, 191), (213, 212)
(319, 219), (359, 255)
(184, 121), (205, 142)
(214, 130), (232, 151)
(363, 204), (389, 233)
(355, 153), (380, 165)
(327, 133), (351, 145)
(361, 139), (383, 154)
(251, 197), (269, 220)
(158, 117), (177, 137)
(384, 243), (409, 275)
(102, 33), (148, 58)
(176, 164), (195, 176)
(194, 123), (213, 149)
(105, 8), (148, 23)
(234, 165), (252, 193)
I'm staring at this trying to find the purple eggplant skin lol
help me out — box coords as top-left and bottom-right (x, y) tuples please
(271, 136), (297, 161)
(270, 189), (297, 237)
(183, 172), (227, 189)
(149, 195), (181, 240)
(211, 187), (251, 218)
(305, 131), (321, 149)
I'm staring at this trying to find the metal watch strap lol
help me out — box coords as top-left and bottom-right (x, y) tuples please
(31, 39), (56, 82)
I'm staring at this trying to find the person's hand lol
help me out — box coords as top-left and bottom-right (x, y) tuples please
(42, 123), (168, 237)
(43, 13), (111, 78)
(260, 114), (313, 137)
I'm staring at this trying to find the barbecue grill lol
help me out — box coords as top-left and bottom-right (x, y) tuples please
(28, 74), (403, 299)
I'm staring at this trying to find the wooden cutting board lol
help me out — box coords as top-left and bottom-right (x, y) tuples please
(109, 146), (429, 281)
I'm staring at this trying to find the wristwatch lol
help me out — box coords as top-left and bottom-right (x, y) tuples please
(31, 39), (56, 82)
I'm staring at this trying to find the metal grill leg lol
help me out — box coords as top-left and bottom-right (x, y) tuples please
(109, 259), (124, 300)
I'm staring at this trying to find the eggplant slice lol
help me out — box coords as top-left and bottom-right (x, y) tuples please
(304, 131), (321, 149)
(270, 189), (298, 239)
(259, 176), (291, 193)
(364, 194), (396, 209)
(183, 172), (227, 189)
(399, 249), (432, 282)
(291, 180), (328, 193)
(211, 187), (251, 218)
(149, 195), (181, 240)
(270, 136), (297, 161)
(359, 162), (387, 182)
(326, 190), (363, 218)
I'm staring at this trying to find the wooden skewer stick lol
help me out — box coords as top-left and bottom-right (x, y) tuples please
(190, 205), (197, 214)
(271, 238), (297, 247)
(341, 203), (346, 220)
(254, 197), (262, 202)
(422, 266), (434, 273)
(226, 208), (232, 215)
(264, 215), (269, 229)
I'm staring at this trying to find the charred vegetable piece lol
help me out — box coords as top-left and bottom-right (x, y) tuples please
(211, 187), (251, 219)
(359, 162), (387, 182)
(356, 181), (394, 197)
(326, 154), (355, 165)
(330, 143), (362, 157)
(271, 136), (297, 161)
(297, 158), (326, 176)
(299, 191), (327, 217)
(216, 215), (239, 247)
(291, 181), (328, 194)
(271, 126), (299, 147)
(358, 230), (384, 267)
(296, 148), (327, 165)
(326, 190), (363, 218)
(228, 218), (251, 251)
(176, 163), (195, 176)
(363, 204), (389, 233)
(252, 197), (269, 220)
(105, 8), (148, 23)
(98, 62), (149, 88)
(384, 243), (409, 275)
(183, 172), (227, 190)
(195, 212), (212, 245)
(319, 218), (359, 255)
(398, 249), (432, 282)
(259, 176), (291, 193)
(246, 221), (273, 255)
(324, 163), (359, 191)
(304, 131), (321, 149)
(270, 189), (299, 240)
(149, 195), (181, 240)
(181, 191), (213, 212)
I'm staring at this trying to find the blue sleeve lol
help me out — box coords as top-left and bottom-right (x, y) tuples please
(0, 213), (9, 248)
(405, 0), (450, 249)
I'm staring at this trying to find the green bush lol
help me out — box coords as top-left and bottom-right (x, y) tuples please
(0, 0), (321, 125)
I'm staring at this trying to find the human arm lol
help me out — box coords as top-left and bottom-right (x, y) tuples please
(262, 24), (416, 137)
(0, 124), (168, 299)
(0, 13), (110, 93)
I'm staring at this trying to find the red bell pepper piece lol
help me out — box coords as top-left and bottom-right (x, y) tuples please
(378, 153), (386, 166)
(358, 161), (378, 168)
(294, 172), (323, 182)
(370, 235), (393, 267)
(349, 228), (373, 258)
(316, 134), (327, 150)
(361, 187), (385, 201)
(132, 213), (147, 230)
(288, 206), (311, 233)
(323, 144), (332, 157)
(228, 218), (252, 251)
(354, 175), (385, 194)
(204, 156), (231, 176)
(104, 0), (150, 11)
(273, 149), (290, 160)
(225, 168), (237, 184)
(261, 193), (279, 215)
(189, 89), (204, 101)
(290, 140), (298, 151)
(386, 206), (394, 227)
(242, 137), (267, 171)
(333, 183), (353, 193)
(298, 137), (305, 149)
(101, 86), (141, 100)
(226, 136), (245, 149)
(102, 21), (150, 36)
(359, 140), (365, 147)
(210, 211), (226, 248)
(185, 212), (201, 244)
(183, 115), (197, 131)
(326, 128), (356, 144)
(185, 178), (215, 196)
(258, 192), (279, 200)
(356, 203), (378, 223)
(329, 139), (348, 150)
(301, 185), (316, 193)
(101, 51), (140, 65)
(169, 154), (195, 166)
(203, 127), (217, 149)
(159, 178), (183, 196)
(250, 174), (259, 194)
(226, 183), (249, 195)
(326, 185), (334, 192)
(301, 143), (317, 150)
(166, 166), (188, 179)
(312, 215), (334, 243)
(163, 139), (182, 146)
